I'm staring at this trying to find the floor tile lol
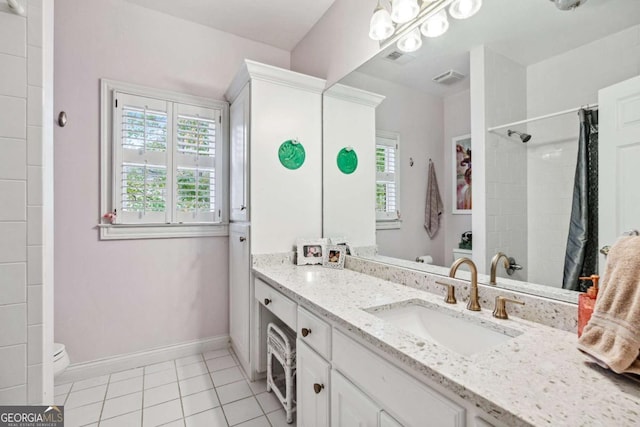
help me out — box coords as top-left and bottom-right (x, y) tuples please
(110, 367), (144, 383)
(255, 391), (281, 414)
(64, 401), (102, 427)
(179, 374), (213, 397)
(211, 367), (245, 387)
(266, 408), (295, 427)
(144, 361), (175, 375)
(143, 382), (180, 408)
(222, 396), (263, 426)
(99, 410), (142, 427)
(101, 391), (142, 420)
(175, 355), (203, 367)
(144, 369), (177, 389)
(181, 388), (220, 417)
(217, 380), (252, 405)
(71, 375), (109, 392)
(160, 420), (186, 427)
(177, 362), (208, 380)
(206, 356), (236, 372)
(235, 416), (271, 427)
(106, 376), (143, 399)
(184, 407), (227, 427)
(54, 382), (72, 396)
(142, 399), (183, 427)
(203, 349), (230, 360)
(246, 379), (267, 395)
(65, 384), (107, 409)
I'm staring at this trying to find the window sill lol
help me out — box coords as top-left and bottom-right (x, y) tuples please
(376, 220), (402, 230)
(98, 223), (229, 240)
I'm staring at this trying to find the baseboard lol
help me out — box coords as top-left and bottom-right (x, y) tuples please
(56, 335), (229, 384)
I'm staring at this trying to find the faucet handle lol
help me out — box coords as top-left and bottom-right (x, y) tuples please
(492, 296), (525, 320)
(435, 281), (457, 304)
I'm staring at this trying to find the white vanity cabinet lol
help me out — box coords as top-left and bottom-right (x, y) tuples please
(331, 370), (379, 427)
(225, 60), (325, 378)
(229, 223), (250, 370)
(296, 340), (330, 427)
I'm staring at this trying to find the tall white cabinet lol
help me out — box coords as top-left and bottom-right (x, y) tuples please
(226, 60), (326, 378)
(322, 84), (385, 247)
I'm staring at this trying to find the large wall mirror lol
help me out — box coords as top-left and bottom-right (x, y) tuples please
(324, 0), (640, 303)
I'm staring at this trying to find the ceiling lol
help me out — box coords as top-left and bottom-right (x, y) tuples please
(125, 0), (337, 51)
(355, 0), (640, 97)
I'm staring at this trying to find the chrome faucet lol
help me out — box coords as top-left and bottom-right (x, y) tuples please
(490, 252), (510, 285)
(449, 257), (481, 311)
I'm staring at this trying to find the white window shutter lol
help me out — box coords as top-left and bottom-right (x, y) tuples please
(173, 103), (220, 223)
(113, 92), (171, 224)
(376, 132), (400, 221)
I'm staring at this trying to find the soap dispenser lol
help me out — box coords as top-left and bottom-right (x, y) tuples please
(577, 274), (599, 337)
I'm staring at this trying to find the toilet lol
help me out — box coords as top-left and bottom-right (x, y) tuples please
(53, 343), (70, 377)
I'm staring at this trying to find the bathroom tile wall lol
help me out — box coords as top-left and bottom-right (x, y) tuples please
(526, 24), (640, 287)
(0, 0), (45, 404)
(481, 48), (529, 281)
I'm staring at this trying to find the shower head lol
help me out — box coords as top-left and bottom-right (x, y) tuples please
(507, 130), (532, 143)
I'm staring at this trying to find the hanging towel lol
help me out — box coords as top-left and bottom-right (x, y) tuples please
(577, 236), (640, 374)
(424, 160), (443, 239)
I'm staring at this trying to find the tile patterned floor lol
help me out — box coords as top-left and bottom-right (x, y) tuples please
(54, 348), (295, 427)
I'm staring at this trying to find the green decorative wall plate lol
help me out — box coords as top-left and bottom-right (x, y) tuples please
(337, 147), (358, 174)
(278, 140), (305, 170)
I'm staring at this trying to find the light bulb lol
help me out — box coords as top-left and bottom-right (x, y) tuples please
(449, 0), (482, 20)
(391, 0), (420, 24)
(420, 9), (449, 38)
(369, 6), (395, 41)
(397, 28), (422, 53)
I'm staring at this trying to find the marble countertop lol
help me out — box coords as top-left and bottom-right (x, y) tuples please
(253, 263), (640, 427)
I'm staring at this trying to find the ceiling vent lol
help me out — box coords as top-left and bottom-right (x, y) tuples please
(432, 70), (466, 85)
(381, 50), (416, 65)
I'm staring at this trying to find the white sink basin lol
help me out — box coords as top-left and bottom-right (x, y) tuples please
(368, 301), (519, 357)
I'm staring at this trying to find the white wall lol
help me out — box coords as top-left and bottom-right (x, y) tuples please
(443, 90), (472, 265)
(526, 24), (640, 287)
(290, 0), (380, 85)
(341, 72), (445, 264)
(54, 0), (290, 363)
(0, 0), (49, 404)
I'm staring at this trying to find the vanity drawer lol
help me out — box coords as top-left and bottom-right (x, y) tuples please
(255, 278), (297, 330)
(297, 307), (331, 360)
(332, 330), (465, 427)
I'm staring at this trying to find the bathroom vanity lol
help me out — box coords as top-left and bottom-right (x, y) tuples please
(250, 258), (640, 427)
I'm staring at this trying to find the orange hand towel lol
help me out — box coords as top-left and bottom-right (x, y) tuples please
(577, 236), (640, 374)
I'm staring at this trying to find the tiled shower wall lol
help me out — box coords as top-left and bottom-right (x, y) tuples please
(0, 0), (46, 404)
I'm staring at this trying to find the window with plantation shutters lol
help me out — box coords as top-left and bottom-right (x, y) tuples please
(376, 131), (400, 224)
(101, 80), (228, 239)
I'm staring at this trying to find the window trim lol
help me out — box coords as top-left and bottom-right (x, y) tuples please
(375, 130), (401, 230)
(100, 79), (229, 240)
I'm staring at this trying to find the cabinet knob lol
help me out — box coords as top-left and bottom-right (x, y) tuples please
(301, 328), (311, 337)
(240, 205), (246, 211)
(239, 236), (246, 242)
(313, 383), (324, 394)
(264, 298), (271, 306)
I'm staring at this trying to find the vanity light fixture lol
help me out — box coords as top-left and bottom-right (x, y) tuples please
(391, 0), (420, 24)
(448, 0), (483, 20)
(420, 9), (449, 38)
(369, 1), (395, 41)
(397, 28), (423, 53)
(368, 0), (482, 57)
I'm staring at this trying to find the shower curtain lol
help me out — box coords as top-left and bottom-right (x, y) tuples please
(563, 108), (599, 291)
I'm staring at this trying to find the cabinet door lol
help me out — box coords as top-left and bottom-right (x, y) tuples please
(297, 341), (330, 427)
(229, 223), (250, 369)
(331, 371), (379, 427)
(230, 84), (249, 222)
